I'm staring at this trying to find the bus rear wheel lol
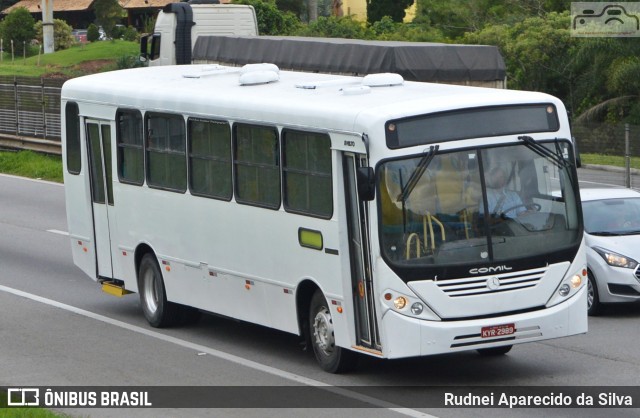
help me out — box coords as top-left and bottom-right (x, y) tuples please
(309, 290), (355, 373)
(138, 253), (200, 327)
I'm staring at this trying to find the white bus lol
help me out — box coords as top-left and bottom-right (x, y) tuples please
(61, 64), (587, 373)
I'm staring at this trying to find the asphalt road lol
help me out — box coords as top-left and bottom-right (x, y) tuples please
(1, 168), (639, 418)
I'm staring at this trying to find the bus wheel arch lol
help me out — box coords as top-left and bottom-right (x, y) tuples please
(295, 279), (319, 348)
(308, 289), (356, 373)
(135, 245), (200, 327)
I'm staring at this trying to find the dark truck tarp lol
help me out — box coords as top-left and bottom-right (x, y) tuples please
(192, 36), (506, 83)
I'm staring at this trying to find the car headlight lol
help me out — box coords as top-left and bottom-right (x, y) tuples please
(593, 247), (638, 269)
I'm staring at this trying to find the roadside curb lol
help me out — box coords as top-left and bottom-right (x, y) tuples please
(581, 164), (640, 175)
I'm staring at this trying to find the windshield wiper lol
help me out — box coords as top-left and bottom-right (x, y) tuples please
(518, 136), (572, 169)
(397, 145), (439, 202)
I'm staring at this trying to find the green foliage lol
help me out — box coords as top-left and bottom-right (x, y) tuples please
(0, 40), (139, 77)
(367, 0), (414, 24)
(116, 54), (145, 69)
(0, 7), (37, 55)
(369, 16), (445, 41)
(35, 19), (75, 51)
(87, 24), (100, 42)
(296, 15), (374, 39)
(464, 12), (574, 103)
(121, 26), (139, 42)
(93, 0), (126, 39)
(232, 0), (301, 35)
(0, 151), (62, 183)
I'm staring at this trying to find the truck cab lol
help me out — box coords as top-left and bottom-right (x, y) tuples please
(140, 0), (258, 66)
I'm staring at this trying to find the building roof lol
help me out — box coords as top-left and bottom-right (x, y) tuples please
(3, 0), (94, 14)
(118, 0), (231, 8)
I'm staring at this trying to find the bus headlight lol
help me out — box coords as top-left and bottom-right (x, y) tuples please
(382, 290), (439, 321)
(547, 269), (587, 307)
(411, 302), (424, 315)
(393, 296), (407, 309)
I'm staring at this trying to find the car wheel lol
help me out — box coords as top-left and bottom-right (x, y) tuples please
(587, 269), (602, 316)
(309, 290), (356, 373)
(477, 345), (513, 356)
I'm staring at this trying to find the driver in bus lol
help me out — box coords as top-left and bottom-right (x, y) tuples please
(485, 166), (525, 218)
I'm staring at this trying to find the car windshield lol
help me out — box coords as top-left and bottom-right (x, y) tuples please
(378, 140), (582, 275)
(583, 197), (640, 235)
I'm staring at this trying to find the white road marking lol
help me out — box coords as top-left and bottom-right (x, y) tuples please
(0, 284), (436, 418)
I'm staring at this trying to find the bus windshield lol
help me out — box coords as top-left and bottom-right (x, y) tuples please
(378, 139), (582, 280)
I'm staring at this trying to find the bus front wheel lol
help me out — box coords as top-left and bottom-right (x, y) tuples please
(309, 290), (355, 373)
(138, 253), (200, 327)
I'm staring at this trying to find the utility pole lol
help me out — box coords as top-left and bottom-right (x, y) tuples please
(41, 0), (54, 53)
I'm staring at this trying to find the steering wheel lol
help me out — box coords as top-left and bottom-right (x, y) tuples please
(500, 203), (542, 216)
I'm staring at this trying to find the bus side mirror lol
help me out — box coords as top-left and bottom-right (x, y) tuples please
(357, 167), (376, 201)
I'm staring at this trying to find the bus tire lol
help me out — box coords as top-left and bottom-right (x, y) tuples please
(477, 345), (513, 356)
(309, 290), (356, 373)
(138, 253), (181, 328)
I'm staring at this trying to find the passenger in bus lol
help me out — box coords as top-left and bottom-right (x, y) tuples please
(485, 166), (525, 218)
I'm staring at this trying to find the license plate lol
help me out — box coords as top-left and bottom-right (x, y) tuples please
(481, 323), (515, 338)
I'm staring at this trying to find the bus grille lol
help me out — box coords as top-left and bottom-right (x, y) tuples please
(450, 325), (542, 348)
(435, 267), (547, 297)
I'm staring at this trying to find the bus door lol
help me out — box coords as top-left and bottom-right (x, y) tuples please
(85, 120), (115, 279)
(343, 154), (381, 350)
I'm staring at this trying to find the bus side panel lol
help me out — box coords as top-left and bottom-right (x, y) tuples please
(61, 111), (98, 281)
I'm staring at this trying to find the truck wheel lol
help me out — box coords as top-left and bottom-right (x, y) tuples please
(309, 290), (356, 373)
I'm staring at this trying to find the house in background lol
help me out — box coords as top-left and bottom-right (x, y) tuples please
(2, 0), (233, 31)
(337, 0), (416, 22)
(1, 0), (96, 28)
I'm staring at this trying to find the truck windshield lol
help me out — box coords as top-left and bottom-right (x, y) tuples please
(377, 140), (582, 281)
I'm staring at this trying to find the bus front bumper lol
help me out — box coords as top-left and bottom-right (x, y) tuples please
(379, 285), (587, 359)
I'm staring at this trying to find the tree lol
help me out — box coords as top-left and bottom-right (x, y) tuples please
(87, 24), (101, 42)
(93, 0), (125, 39)
(572, 38), (640, 124)
(233, 0), (301, 35)
(0, 7), (36, 56)
(464, 12), (575, 109)
(367, 0), (414, 23)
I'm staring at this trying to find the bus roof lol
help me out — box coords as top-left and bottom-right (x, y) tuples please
(62, 64), (561, 136)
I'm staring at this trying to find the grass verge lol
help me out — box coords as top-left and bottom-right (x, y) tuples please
(0, 150), (63, 183)
(0, 40), (139, 78)
(580, 153), (640, 170)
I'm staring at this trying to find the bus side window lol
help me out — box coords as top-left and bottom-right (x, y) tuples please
(233, 123), (280, 209)
(65, 102), (81, 175)
(116, 109), (144, 185)
(188, 118), (232, 200)
(145, 112), (187, 192)
(282, 129), (332, 218)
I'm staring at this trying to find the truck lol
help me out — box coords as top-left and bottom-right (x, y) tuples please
(140, 1), (507, 88)
(140, 0), (258, 66)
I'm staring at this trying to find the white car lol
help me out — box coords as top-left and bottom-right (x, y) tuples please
(581, 187), (640, 315)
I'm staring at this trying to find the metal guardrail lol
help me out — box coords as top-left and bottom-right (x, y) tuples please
(0, 76), (64, 154)
(0, 133), (61, 155)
